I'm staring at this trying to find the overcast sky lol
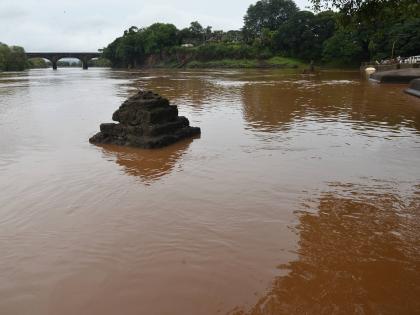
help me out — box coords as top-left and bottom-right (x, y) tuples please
(1, 0), (311, 52)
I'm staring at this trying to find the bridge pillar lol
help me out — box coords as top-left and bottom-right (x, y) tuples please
(80, 56), (89, 70)
(49, 56), (59, 70)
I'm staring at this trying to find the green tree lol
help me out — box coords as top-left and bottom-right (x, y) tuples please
(103, 23), (180, 67)
(88, 58), (111, 67)
(0, 43), (9, 70)
(204, 26), (213, 42)
(143, 23), (178, 56)
(308, 0), (419, 64)
(0, 43), (27, 71)
(313, 11), (337, 41)
(116, 26), (142, 67)
(322, 28), (364, 65)
(27, 58), (48, 68)
(189, 21), (205, 43)
(387, 18), (420, 58)
(243, 0), (299, 40)
(309, 0), (419, 26)
(273, 10), (336, 61)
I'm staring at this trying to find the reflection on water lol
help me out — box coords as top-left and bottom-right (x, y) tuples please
(241, 74), (420, 133)
(98, 137), (198, 184)
(0, 68), (419, 315)
(231, 182), (420, 315)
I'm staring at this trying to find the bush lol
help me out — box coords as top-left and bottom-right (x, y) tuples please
(27, 58), (48, 68)
(0, 43), (27, 71)
(171, 43), (261, 62)
(322, 30), (364, 65)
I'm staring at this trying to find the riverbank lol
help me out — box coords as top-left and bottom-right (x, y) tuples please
(113, 56), (307, 70)
(185, 56), (306, 69)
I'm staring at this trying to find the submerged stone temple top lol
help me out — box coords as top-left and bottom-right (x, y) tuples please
(89, 90), (201, 148)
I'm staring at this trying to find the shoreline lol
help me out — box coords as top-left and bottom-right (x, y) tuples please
(20, 64), (362, 72)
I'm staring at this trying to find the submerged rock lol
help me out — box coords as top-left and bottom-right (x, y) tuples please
(89, 90), (201, 148)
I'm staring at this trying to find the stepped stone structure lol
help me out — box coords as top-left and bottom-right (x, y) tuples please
(89, 91), (201, 148)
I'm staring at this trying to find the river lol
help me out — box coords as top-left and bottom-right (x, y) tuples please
(0, 68), (419, 315)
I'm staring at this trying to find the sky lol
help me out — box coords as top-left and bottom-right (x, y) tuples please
(0, 0), (311, 52)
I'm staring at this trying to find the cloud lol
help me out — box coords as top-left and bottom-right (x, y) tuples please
(0, 0), (310, 51)
(0, 5), (28, 20)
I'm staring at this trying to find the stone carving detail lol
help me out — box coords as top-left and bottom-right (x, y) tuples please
(89, 90), (201, 148)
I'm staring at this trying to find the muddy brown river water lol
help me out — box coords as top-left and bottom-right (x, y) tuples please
(0, 68), (419, 315)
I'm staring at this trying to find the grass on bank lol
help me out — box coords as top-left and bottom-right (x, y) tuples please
(186, 59), (258, 68)
(265, 56), (306, 68)
(183, 56), (307, 69)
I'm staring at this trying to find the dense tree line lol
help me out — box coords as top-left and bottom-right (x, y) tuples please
(0, 43), (27, 71)
(312, 0), (420, 64)
(103, 0), (420, 68)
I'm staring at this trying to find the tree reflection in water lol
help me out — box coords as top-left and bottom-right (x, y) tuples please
(241, 73), (420, 133)
(98, 137), (198, 184)
(231, 182), (420, 315)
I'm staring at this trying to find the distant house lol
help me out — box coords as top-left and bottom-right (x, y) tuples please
(181, 44), (194, 48)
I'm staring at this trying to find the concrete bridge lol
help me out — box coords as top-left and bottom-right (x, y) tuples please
(26, 52), (101, 70)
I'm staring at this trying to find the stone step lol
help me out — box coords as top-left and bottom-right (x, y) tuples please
(144, 117), (189, 136)
(112, 105), (178, 125)
(126, 127), (201, 149)
(100, 123), (127, 136)
(146, 106), (179, 124)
